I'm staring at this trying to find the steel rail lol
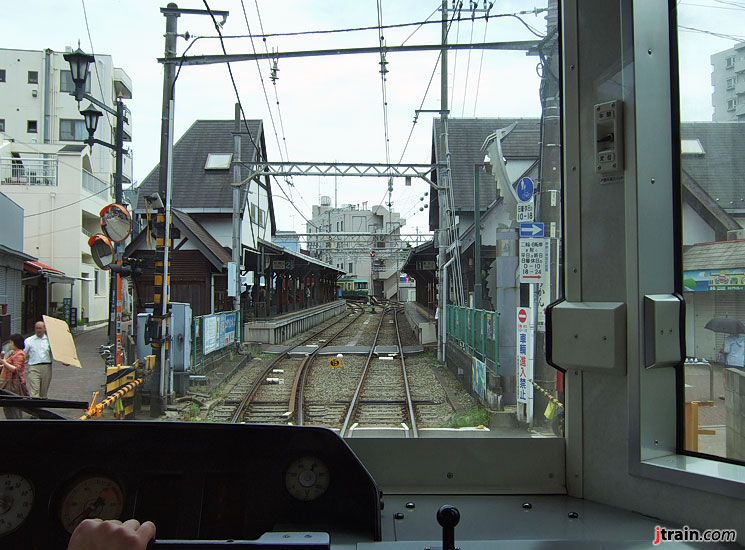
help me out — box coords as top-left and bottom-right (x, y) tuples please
(294, 305), (365, 425)
(394, 308), (418, 438)
(230, 303), (364, 424)
(339, 307), (389, 437)
(229, 304), (354, 423)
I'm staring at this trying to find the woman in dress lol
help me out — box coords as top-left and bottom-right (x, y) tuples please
(1, 333), (29, 419)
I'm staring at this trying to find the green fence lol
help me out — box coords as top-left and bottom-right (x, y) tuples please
(446, 305), (498, 369)
(192, 310), (241, 374)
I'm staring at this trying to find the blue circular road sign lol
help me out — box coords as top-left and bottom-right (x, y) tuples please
(516, 177), (534, 202)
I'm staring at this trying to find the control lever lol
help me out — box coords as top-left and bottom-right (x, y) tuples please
(436, 505), (460, 550)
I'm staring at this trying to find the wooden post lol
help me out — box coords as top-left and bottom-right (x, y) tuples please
(684, 400), (715, 452)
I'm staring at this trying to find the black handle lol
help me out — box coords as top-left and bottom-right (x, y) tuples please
(436, 505), (460, 550)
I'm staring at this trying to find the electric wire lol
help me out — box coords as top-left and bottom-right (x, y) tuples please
(472, 8), (491, 116)
(250, 0), (311, 213)
(23, 181), (115, 218)
(396, 5), (459, 165)
(678, 25), (745, 40)
(680, 1), (745, 8)
(712, 0), (745, 8)
(376, 0), (393, 214)
(460, 7), (476, 116)
(210, 9), (545, 41)
(449, 2), (462, 114)
(202, 0), (319, 233)
(239, 0), (284, 164)
(400, 4), (441, 46)
(80, 0), (113, 129)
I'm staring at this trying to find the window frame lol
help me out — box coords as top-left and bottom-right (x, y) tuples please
(629, 1), (745, 500)
(0, 119), (5, 133)
(0, 69), (5, 83)
(27, 71), (38, 84)
(27, 120), (38, 134)
(60, 70), (91, 94)
(59, 118), (87, 141)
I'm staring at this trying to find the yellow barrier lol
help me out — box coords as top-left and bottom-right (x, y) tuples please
(80, 378), (144, 420)
(529, 379), (563, 408)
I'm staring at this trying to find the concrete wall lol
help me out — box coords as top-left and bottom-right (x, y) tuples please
(0, 48), (131, 181)
(1, 145), (111, 323)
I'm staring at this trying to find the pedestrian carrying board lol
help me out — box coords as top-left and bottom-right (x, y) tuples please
(42, 315), (82, 368)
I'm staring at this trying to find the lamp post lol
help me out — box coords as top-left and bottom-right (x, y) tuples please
(64, 47), (128, 365)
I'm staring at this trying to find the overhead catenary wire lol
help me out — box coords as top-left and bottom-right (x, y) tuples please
(208, 8), (547, 41)
(80, 0), (113, 129)
(376, 0), (394, 214)
(472, 7), (491, 116)
(202, 0), (318, 233)
(249, 0), (313, 214)
(460, 6), (476, 117)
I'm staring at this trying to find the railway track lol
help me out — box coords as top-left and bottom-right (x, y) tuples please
(338, 306), (418, 437)
(231, 304), (364, 424)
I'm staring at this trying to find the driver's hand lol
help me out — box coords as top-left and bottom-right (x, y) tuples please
(67, 518), (156, 550)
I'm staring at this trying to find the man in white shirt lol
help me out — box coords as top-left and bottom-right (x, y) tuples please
(24, 321), (53, 398)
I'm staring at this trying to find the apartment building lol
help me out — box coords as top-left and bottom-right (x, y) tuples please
(0, 47), (132, 326)
(711, 41), (745, 121)
(307, 198), (405, 299)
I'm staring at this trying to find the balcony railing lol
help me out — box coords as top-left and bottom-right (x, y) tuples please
(0, 156), (58, 186)
(82, 170), (111, 198)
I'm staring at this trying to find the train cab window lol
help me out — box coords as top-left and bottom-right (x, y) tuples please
(677, 3), (745, 467)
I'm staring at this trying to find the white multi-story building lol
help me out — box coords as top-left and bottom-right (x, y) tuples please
(0, 47), (132, 326)
(307, 198), (405, 299)
(711, 41), (745, 121)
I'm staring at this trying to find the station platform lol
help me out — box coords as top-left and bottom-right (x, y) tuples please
(403, 301), (436, 345)
(243, 299), (346, 344)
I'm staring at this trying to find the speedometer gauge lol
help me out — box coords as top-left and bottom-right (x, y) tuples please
(59, 475), (124, 534)
(0, 474), (34, 536)
(285, 457), (330, 501)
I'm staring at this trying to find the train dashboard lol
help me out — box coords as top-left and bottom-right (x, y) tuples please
(1, 421), (379, 549)
(2, 420), (740, 549)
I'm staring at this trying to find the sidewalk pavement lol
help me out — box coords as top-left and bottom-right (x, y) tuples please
(46, 326), (108, 419)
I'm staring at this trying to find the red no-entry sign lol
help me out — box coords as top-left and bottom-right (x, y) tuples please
(518, 308), (528, 323)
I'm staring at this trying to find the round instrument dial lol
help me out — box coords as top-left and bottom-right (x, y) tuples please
(59, 475), (124, 534)
(0, 474), (34, 536)
(285, 457), (330, 501)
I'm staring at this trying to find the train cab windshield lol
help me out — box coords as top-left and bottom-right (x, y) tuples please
(1, 1), (745, 549)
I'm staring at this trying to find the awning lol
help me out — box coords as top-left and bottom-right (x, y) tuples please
(24, 260), (65, 275)
(23, 260), (75, 284)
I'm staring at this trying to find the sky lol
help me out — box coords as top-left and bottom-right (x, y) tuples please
(4, 0), (743, 239)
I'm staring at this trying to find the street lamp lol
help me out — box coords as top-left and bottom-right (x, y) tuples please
(62, 47), (95, 103)
(64, 47), (129, 366)
(80, 103), (102, 144)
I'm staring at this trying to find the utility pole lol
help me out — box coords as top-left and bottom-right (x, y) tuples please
(437, 0), (448, 362)
(149, 2), (230, 416)
(533, 0), (561, 421)
(232, 103), (242, 339)
(474, 165), (483, 310)
(150, 3), (179, 417)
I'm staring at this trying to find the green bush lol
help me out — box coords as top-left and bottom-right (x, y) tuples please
(448, 407), (489, 428)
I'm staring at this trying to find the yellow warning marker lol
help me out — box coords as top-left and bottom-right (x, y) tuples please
(329, 357), (341, 368)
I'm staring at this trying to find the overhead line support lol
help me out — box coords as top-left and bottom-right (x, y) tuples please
(158, 41), (540, 66)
